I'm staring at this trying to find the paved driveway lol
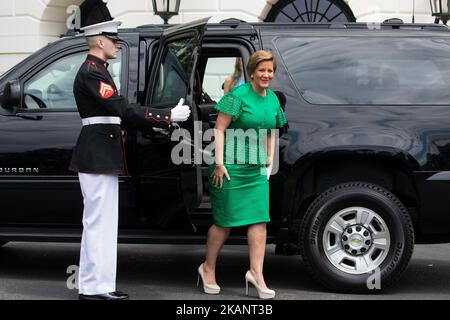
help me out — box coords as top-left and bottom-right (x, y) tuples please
(0, 242), (450, 300)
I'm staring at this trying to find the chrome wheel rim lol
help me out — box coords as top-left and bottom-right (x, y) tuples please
(322, 206), (391, 275)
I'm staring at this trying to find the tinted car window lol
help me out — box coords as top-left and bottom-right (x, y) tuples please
(277, 36), (450, 105)
(23, 51), (122, 110)
(152, 38), (195, 106)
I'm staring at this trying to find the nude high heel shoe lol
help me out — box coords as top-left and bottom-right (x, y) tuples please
(197, 263), (220, 294)
(245, 270), (275, 299)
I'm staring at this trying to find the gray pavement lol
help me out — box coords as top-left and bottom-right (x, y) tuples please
(1, 242), (450, 300)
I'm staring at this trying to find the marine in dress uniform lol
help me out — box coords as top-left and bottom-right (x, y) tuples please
(69, 20), (190, 300)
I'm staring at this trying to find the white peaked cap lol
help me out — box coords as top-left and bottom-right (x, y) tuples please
(80, 20), (122, 38)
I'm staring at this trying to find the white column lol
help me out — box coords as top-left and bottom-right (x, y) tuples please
(349, 0), (434, 23)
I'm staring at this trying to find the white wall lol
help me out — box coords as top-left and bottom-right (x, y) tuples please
(0, 0), (439, 75)
(107, 0), (268, 26)
(0, 0), (83, 74)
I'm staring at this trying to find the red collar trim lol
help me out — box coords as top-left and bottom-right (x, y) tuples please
(87, 54), (109, 68)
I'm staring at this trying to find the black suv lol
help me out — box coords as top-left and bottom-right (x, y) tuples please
(1, 18), (450, 292)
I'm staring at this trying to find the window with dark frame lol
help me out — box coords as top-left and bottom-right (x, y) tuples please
(265, 0), (356, 23)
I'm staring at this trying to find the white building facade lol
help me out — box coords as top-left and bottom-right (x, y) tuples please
(0, 0), (438, 74)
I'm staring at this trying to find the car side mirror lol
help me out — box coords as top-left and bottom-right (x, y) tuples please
(2, 79), (21, 109)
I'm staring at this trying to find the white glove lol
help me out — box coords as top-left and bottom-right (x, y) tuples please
(170, 98), (191, 122)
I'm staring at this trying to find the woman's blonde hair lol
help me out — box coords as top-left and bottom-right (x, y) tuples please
(230, 57), (243, 89)
(247, 50), (277, 76)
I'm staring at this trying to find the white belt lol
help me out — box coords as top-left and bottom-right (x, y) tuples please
(82, 116), (121, 126)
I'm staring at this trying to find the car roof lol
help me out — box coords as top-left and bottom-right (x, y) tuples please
(134, 20), (450, 37)
(64, 19), (450, 39)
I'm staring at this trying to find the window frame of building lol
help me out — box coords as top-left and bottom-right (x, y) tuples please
(265, 0), (356, 23)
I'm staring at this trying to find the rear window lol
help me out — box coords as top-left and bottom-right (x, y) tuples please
(276, 36), (450, 105)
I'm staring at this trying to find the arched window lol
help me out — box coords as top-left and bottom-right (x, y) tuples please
(79, 0), (112, 27)
(265, 0), (356, 23)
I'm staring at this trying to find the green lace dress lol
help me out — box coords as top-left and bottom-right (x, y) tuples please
(209, 82), (287, 227)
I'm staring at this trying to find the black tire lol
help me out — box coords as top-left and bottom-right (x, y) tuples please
(299, 182), (414, 293)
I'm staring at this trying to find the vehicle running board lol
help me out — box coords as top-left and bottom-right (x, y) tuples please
(0, 228), (275, 245)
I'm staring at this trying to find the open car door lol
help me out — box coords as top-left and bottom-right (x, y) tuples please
(143, 17), (209, 219)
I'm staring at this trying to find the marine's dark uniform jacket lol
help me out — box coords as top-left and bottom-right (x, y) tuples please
(69, 54), (172, 174)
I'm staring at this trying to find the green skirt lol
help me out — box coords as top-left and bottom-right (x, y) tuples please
(208, 164), (270, 227)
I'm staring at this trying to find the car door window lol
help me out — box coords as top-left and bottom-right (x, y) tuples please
(203, 57), (244, 102)
(23, 51), (122, 110)
(151, 38), (196, 106)
(276, 36), (450, 105)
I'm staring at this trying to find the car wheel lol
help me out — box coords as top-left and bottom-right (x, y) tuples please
(299, 182), (414, 292)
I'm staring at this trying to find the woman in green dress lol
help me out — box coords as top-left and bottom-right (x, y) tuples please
(197, 50), (287, 299)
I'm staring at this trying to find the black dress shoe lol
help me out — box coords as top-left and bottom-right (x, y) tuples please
(78, 291), (129, 300)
